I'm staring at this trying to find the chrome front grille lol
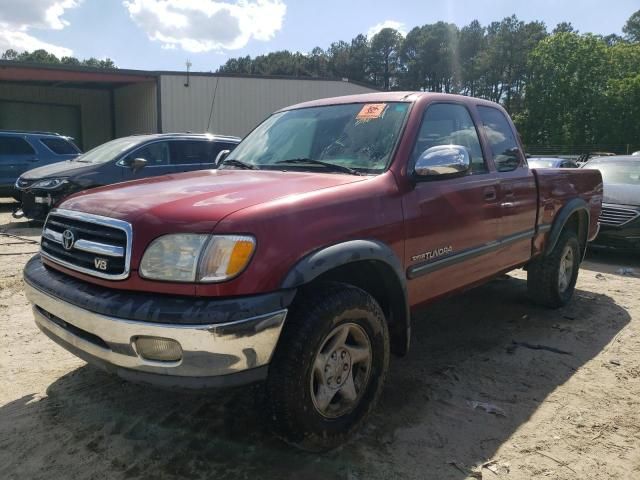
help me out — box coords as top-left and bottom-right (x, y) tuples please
(599, 204), (640, 227)
(40, 208), (132, 280)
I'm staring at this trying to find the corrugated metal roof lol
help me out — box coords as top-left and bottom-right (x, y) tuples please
(0, 60), (378, 90)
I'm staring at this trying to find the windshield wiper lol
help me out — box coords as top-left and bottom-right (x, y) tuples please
(275, 158), (361, 175)
(221, 159), (256, 170)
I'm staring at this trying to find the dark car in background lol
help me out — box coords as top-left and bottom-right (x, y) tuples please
(528, 157), (579, 169)
(583, 156), (640, 251)
(0, 130), (80, 198)
(14, 133), (240, 220)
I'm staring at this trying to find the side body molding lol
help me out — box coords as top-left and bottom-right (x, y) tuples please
(544, 197), (590, 258)
(281, 239), (411, 355)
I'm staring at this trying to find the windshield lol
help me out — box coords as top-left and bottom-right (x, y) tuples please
(74, 137), (144, 164)
(585, 160), (640, 185)
(225, 102), (410, 173)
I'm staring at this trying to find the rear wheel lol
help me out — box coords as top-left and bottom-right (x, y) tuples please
(267, 282), (389, 451)
(528, 229), (581, 308)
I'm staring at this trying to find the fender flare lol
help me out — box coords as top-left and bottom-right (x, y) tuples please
(281, 239), (411, 355)
(545, 198), (590, 257)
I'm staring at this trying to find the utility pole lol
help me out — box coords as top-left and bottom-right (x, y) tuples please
(184, 59), (192, 87)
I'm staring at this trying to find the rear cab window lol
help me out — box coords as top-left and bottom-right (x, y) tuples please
(477, 106), (523, 172)
(0, 136), (36, 155)
(39, 137), (80, 155)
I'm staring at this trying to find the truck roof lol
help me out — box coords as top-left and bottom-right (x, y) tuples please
(278, 91), (503, 112)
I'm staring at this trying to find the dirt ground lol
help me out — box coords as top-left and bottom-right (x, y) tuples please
(1, 197), (639, 480)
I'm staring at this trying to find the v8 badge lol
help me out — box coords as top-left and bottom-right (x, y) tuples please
(94, 258), (108, 271)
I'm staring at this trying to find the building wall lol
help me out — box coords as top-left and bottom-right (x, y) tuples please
(159, 75), (376, 137)
(0, 82), (111, 150)
(114, 82), (158, 137)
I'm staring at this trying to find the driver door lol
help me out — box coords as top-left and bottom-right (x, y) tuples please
(402, 102), (501, 306)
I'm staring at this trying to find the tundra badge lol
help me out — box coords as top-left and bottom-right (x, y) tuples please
(411, 245), (453, 262)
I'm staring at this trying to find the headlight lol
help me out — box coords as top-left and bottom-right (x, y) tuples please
(197, 235), (256, 282)
(139, 234), (256, 283)
(31, 178), (68, 189)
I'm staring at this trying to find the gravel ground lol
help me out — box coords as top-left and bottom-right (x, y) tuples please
(1, 197), (639, 480)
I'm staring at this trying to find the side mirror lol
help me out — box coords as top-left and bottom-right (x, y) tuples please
(215, 150), (231, 167)
(129, 157), (147, 172)
(414, 145), (470, 179)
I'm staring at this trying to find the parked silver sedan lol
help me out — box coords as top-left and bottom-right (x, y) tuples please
(528, 157), (579, 169)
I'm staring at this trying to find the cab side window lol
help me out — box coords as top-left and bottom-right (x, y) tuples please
(128, 141), (170, 166)
(412, 103), (487, 174)
(477, 106), (522, 172)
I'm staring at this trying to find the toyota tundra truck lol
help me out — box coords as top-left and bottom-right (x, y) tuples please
(23, 92), (603, 451)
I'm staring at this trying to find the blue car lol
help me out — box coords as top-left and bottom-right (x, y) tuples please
(0, 130), (81, 198)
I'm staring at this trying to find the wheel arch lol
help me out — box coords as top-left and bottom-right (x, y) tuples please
(281, 240), (410, 356)
(545, 198), (590, 260)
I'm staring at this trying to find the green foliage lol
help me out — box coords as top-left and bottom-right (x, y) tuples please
(1, 48), (116, 69)
(369, 28), (403, 89)
(520, 32), (640, 150)
(523, 33), (608, 146)
(623, 9), (640, 42)
(400, 22), (459, 92)
(215, 9), (640, 150)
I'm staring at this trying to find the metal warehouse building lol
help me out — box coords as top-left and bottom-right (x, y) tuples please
(0, 61), (377, 150)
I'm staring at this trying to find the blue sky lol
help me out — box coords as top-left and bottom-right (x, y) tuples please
(1, 0), (638, 72)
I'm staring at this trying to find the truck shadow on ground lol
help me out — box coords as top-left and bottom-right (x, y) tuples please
(0, 275), (630, 480)
(582, 248), (640, 276)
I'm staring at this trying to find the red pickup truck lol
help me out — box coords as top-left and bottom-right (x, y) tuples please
(24, 92), (602, 451)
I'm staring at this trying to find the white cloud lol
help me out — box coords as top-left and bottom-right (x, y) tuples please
(0, 0), (79, 55)
(367, 20), (407, 38)
(124, 0), (287, 53)
(0, 30), (73, 57)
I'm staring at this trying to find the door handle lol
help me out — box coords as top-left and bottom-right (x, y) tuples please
(483, 187), (497, 202)
(501, 201), (515, 208)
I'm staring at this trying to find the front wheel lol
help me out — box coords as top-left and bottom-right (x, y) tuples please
(266, 282), (389, 451)
(527, 229), (581, 308)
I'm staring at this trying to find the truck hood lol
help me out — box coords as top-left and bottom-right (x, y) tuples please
(60, 169), (368, 228)
(603, 183), (640, 207)
(21, 159), (96, 180)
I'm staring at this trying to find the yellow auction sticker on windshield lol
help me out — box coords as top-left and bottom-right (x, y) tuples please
(356, 103), (387, 121)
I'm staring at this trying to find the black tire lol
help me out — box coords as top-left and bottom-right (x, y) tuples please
(527, 229), (581, 308)
(266, 281), (389, 451)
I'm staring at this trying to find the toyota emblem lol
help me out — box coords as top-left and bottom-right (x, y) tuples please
(61, 229), (75, 250)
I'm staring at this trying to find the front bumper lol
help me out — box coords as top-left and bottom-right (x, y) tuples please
(592, 225), (640, 251)
(16, 190), (54, 221)
(24, 256), (291, 388)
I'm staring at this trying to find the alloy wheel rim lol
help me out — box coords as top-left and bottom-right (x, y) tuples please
(310, 322), (373, 419)
(558, 245), (574, 292)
